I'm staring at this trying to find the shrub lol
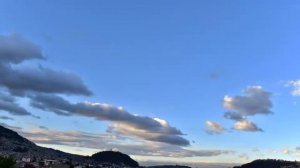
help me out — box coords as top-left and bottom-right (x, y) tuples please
(0, 155), (16, 168)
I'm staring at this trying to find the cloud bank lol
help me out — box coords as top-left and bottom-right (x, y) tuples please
(29, 93), (190, 146)
(18, 126), (231, 158)
(0, 33), (198, 153)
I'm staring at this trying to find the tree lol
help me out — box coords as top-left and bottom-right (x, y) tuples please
(0, 156), (16, 168)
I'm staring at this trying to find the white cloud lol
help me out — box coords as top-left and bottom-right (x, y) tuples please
(234, 120), (262, 132)
(282, 148), (291, 154)
(239, 153), (249, 160)
(285, 80), (300, 96)
(205, 121), (225, 134)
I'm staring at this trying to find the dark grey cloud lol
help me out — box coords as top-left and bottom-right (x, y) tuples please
(0, 34), (44, 64)
(29, 93), (190, 146)
(0, 116), (14, 120)
(0, 34), (92, 96)
(0, 65), (92, 96)
(39, 126), (48, 130)
(0, 92), (31, 116)
(224, 111), (244, 121)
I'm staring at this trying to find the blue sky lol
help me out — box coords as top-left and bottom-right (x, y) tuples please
(1, 0), (300, 167)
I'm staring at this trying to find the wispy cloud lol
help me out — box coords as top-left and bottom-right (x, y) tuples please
(205, 121), (225, 134)
(0, 116), (13, 120)
(285, 80), (300, 96)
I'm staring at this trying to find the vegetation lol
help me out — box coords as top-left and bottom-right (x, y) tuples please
(0, 155), (16, 168)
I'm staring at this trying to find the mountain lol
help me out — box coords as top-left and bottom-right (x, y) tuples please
(92, 151), (139, 167)
(0, 125), (138, 167)
(233, 159), (300, 168)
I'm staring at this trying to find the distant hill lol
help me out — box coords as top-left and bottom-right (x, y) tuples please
(92, 151), (139, 167)
(148, 165), (191, 168)
(233, 159), (300, 168)
(0, 125), (139, 167)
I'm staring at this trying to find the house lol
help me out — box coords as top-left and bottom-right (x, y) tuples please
(22, 157), (31, 163)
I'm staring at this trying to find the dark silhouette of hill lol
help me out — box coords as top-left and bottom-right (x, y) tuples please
(233, 159), (300, 168)
(0, 125), (35, 147)
(148, 165), (191, 168)
(91, 151), (139, 167)
(0, 125), (140, 167)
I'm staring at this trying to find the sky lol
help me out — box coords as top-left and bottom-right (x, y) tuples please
(0, 0), (300, 167)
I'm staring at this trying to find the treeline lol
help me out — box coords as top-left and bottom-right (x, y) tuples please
(0, 156), (38, 168)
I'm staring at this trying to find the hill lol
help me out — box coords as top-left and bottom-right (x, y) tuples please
(233, 159), (300, 168)
(0, 125), (138, 167)
(92, 151), (139, 167)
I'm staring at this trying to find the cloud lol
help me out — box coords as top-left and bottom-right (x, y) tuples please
(224, 111), (244, 121)
(239, 153), (249, 160)
(0, 92), (32, 116)
(252, 148), (260, 153)
(0, 122), (22, 131)
(29, 93), (190, 146)
(0, 34), (92, 96)
(223, 86), (272, 117)
(222, 86), (272, 132)
(0, 116), (13, 120)
(18, 126), (231, 158)
(282, 148), (291, 154)
(0, 34), (44, 64)
(107, 123), (189, 146)
(233, 120), (263, 132)
(285, 80), (300, 96)
(38, 126), (48, 130)
(205, 121), (225, 135)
